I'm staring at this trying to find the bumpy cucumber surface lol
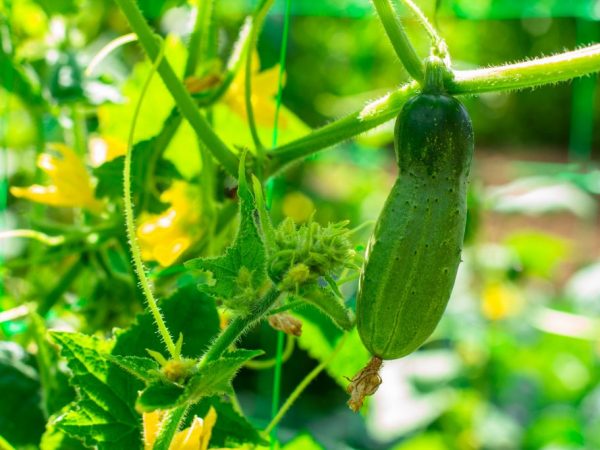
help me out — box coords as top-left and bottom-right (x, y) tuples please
(356, 93), (474, 360)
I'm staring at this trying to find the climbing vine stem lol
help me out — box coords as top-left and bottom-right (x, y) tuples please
(265, 333), (349, 435)
(267, 43), (600, 176)
(123, 41), (179, 360)
(114, 0), (239, 176)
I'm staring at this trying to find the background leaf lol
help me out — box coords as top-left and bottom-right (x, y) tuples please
(49, 332), (142, 450)
(295, 306), (369, 388)
(112, 284), (220, 360)
(0, 342), (46, 447)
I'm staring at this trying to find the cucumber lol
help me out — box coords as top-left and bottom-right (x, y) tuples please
(356, 92), (474, 360)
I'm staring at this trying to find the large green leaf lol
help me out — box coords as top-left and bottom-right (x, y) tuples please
(49, 332), (142, 450)
(40, 419), (88, 450)
(0, 342), (45, 447)
(185, 158), (268, 312)
(136, 349), (263, 411)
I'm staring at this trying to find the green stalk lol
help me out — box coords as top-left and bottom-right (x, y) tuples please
(123, 42), (179, 360)
(244, 0), (276, 154)
(201, 287), (281, 364)
(371, 0), (424, 82)
(245, 335), (295, 370)
(153, 405), (188, 450)
(450, 44), (600, 94)
(269, 43), (600, 175)
(264, 333), (349, 435)
(268, 81), (419, 174)
(399, 0), (444, 51)
(184, 0), (213, 77)
(114, 0), (239, 176)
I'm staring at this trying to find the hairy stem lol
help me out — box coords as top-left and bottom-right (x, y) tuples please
(201, 288), (281, 364)
(399, 0), (444, 50)
(450, 44), (600, 93)
(371, 0), (424, 82)
(184, 0), (213, 77)
(267, 81), (419, 174)
(123, 42), (179, 360)
(114, 0), (239, 176)
(153, 406), (188, 450)
(268, 43), (600, 175)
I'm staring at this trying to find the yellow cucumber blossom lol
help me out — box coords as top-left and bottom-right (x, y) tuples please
(223, 52), (287, 128)
(481, 281), (523, 321)
(10, 143), (103, 213)
(88, 135), (128, 166)
(143, 407), (216, 450)
(137, 181), (203, 267)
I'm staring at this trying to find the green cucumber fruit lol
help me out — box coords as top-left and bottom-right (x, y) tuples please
(356, 92), (474, 360)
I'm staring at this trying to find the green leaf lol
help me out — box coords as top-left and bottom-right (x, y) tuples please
(0, 49), (44, 106)
(136, 380), (185, 412)
(40, 417), (87, 450)
(505, 231), (570, 279)
(187, 397), (268, 447)
(112, 284), (220, 360)
(108, 356), (160, 383)
(252, 175), (276, 249)
(136, 349), (263, 411)
(281, 434), (326, 450)
(295, 306), (369, 389)
(293, 283), (355, 331)
(93, 112), (182, 213)
(0, 342), (45, 447)
(185, 156), (268, 311)
(49, 332), (142, 450)
(29, 312), (75, 417)
(212, 103), (310, 150)
(98, 36), (201, 179)
(32, 0), (77, 14)
(180, 349), (263, 405)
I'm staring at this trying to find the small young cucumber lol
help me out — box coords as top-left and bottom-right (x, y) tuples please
(356, 92), (474, 360)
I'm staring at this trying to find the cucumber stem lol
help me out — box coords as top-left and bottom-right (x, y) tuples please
(423, 55), (451, 94)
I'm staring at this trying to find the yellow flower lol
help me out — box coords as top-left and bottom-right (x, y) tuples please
(481, 281), (523, 321)
(222, 52), (287, 128)
(143, 407), (217, 450)
(88, 135), (128, 166)
(137, 181), (203, 267)
(10, 143), (103, 213)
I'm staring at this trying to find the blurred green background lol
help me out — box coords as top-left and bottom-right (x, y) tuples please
(1, 0), (600, 449)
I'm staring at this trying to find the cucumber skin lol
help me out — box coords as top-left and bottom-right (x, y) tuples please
(356, 94), (474, 360)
